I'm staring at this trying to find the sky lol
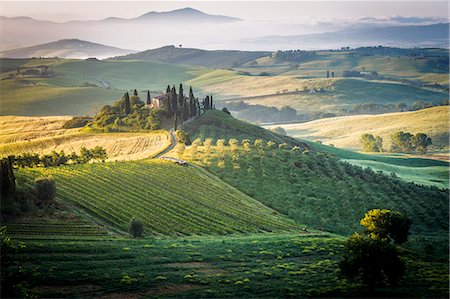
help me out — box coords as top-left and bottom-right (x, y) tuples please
(1, 1), (448, 23)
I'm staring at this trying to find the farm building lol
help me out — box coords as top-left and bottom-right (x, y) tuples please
(148, 94), (167, 109)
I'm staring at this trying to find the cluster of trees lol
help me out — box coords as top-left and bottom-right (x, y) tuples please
(1, 155), (57, 216)
(273, 50), (317, 62)
(360, 132), (432, 154)
(340, 209), (411, 289)
(93, 89), (161, 131)
(391, 131), (432, 154)
(10, 146), (108, 168)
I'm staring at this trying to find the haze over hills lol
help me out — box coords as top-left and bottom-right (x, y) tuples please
(111, 45), (270, 68)
(0, 39), (134, 59)
(246, 23), (450, 49)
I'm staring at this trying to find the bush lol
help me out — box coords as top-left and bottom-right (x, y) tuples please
(175, 130), (191, 145)
(130, 219), (144, 238)
(62, 117), (92, 129)
(34, 176), (56, 209)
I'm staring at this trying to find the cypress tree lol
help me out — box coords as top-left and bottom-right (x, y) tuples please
(171, 86), (178, 116)
(210, 95), (214, 110)
(189, 86), (195, 117)
(166, 85), (171, 94)
(133, 89), (138, 96)
(174, 112), (178, 131)
(124, 92), (131, 114)
(146, 91), (151, 105)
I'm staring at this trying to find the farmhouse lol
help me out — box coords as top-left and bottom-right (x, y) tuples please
(148, 94), (167, 109)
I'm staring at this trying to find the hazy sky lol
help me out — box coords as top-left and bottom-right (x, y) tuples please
(2, 1), (448, 22)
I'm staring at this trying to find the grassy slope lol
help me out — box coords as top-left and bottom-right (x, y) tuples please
(0, 58), (207, 116)
(264, 106), (450, 149)
(0, 116), (170, 160)
(181, 112), (448, 250)
(16, 159), (296, 236)
(9, 234), (448, 298)
(303, 140), (449, 189)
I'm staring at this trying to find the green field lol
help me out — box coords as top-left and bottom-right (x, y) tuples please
(0, 58), (208, 116)
(6, 233), (449, 298)
(303, 140), (450, 189)
(16, 159), (296, 236)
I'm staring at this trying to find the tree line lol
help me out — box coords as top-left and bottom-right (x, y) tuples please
(7, 146), (108, 168)
(360, 132), (432, 154)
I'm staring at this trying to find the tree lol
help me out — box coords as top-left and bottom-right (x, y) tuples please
(222, 107), (231, 115)
(339, 209), (410, 289)
(92, 146), (108, 162)
(390, 131), (413, 153)
(146, 91), (151, 105)
(133, 89), (138, 96)
(80, 147), (93, 163)
(189, 86), (195, 117)
(175, 130), (191, 145)
(124, 92), (131, 115)
(34, 176), (56, 209)
(360, 133), (383, 152)
(412, 133), (432, 154)
(129, 219), (143, 238)
(0, 157), (16, 197)
(360, 209), (411, 245)
(339, 233), (405, 289)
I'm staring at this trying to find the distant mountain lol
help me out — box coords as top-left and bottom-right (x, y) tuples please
(111, 45), (270, 68)
(248, 23), (450, 49)
(0, 39), (134, 59)
(132, 7), (241, 23)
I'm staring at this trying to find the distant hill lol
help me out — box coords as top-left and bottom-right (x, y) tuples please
(249, 23), (450, 49)
(111, 45), (270, 68)
(0, 39), (133, 59)
(265, 106), (450, 150)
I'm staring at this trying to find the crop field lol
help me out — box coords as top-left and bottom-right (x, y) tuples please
(0, 116), (170, 160)
(3, 217), (110, 239)
(264, 106), (450, 150)
(16, 159), (296, 236)
(6, 233), (448, 298)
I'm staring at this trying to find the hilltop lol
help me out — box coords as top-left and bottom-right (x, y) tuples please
(0, 39), (133, 59)
(265, 106), (449, 150)
(111, 45), (270, 68)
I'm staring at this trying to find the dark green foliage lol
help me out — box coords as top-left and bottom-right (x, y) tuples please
(62, 116), (92, 129)
(339, 233), (405, 289)
(146, 91), (151, 105)
(360, 134), (383, 152)
(34, 176), (56, 209)
(133, 89), (138, 96)
(274, 50), (317, 62)
(124, 92), (131, 115)
(0, 157), (16, 197)
(222, 107), (231, 115)
(129, 219), (144, 238)
(412, 133), (432, 154)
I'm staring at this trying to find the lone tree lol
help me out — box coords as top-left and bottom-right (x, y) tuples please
(129, 219), (144, 238)
(34, 176), (56, 209)
(339, 209), (411, 289)
(146, 91), (151, 106)
(133, 89), (138, 96)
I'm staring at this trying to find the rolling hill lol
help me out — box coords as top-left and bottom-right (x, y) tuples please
(0, 58), (207, 116)
(112, 45), (270, 68)
(16, 159), (296, 235)
(264, 106), (450, 150)
(0, 39), (133, 59)
(190, 73), (448, 112)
